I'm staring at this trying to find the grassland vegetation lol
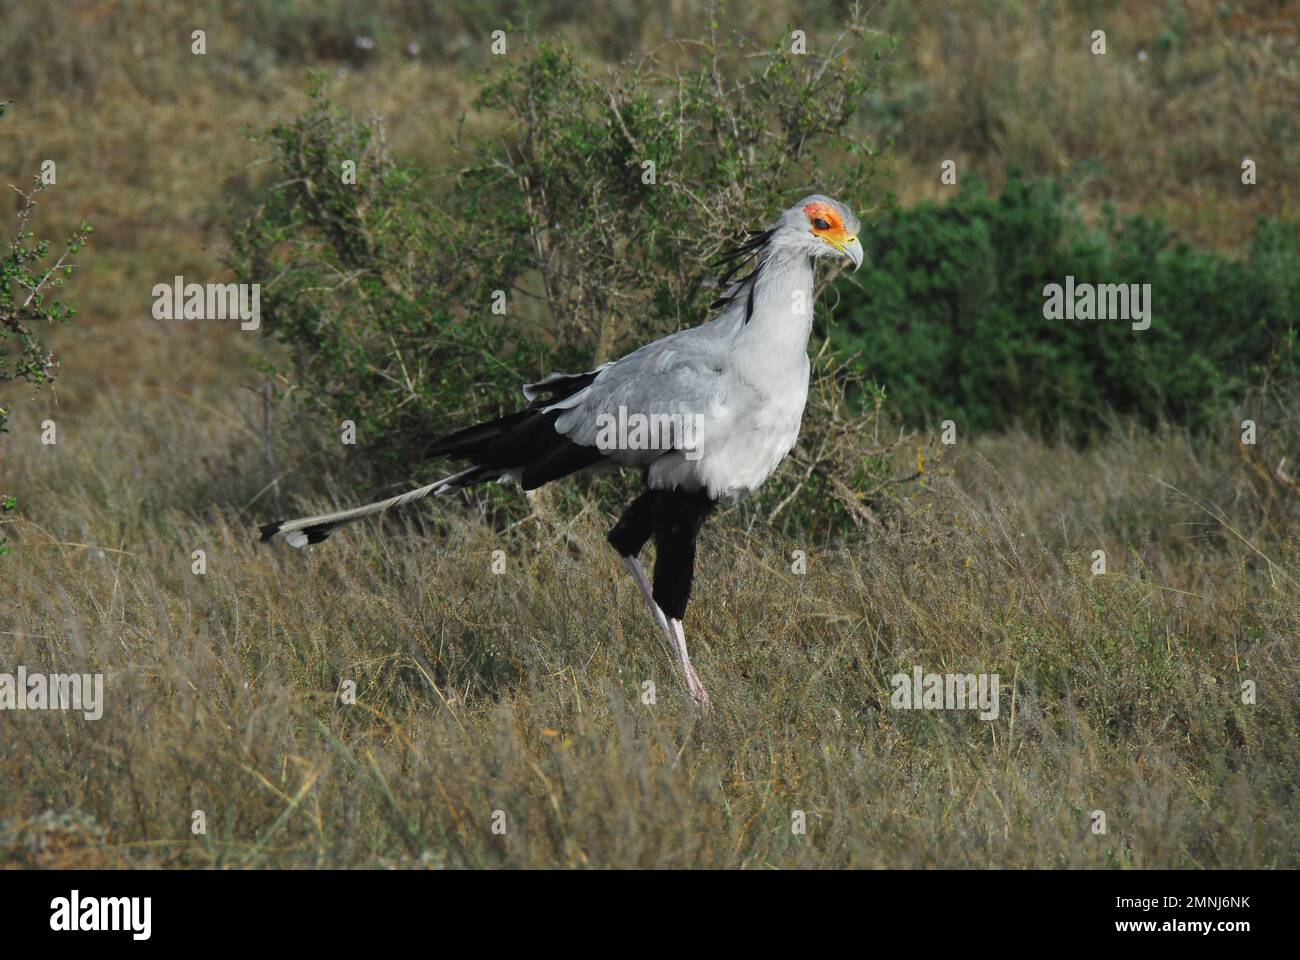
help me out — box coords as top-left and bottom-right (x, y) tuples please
(0, 1), (1296, 868)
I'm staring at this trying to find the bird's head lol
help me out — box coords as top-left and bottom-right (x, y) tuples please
(772, 194), (863, 270)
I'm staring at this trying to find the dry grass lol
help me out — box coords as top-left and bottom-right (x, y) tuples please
(1, 0), (1296, 869)
(873, 0), (1298, 249)
(1, 318), (1296, 868)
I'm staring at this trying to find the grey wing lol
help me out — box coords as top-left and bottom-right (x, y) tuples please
(540, 326), (737, 465)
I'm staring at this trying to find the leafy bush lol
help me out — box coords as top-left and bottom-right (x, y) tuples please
(0, 101), (93, 556)
(231, 21), (919, 536)
(833, 173), (1300, 440)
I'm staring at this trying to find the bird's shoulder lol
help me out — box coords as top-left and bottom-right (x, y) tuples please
(588, 322), (735, 404)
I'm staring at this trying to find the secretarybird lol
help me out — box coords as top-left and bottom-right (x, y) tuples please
(259, 195), (863, 708)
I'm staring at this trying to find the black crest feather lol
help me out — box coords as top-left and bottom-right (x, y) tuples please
(709, 228), (774, 317)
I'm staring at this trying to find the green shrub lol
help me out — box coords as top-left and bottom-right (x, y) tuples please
(0, 101), (93, 556)
(833, 173), (1300, 440)
(231, 22), (917, 536)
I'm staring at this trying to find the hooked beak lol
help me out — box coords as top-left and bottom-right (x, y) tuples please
(825, 234), (864, 271)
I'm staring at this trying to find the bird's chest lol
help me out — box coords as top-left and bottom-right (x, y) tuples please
(710, 355), (810, 496)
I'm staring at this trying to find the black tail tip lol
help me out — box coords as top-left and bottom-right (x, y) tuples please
(258, 522), (283, 542)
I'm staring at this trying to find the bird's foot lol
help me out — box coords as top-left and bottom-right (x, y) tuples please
(620, 555), (712, 711)
(669, 618), (713, 712)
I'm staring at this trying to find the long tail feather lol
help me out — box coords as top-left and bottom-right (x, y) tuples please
(258, 466), (493, 548)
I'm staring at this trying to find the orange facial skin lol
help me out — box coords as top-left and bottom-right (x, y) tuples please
(803, 200), (853, 246)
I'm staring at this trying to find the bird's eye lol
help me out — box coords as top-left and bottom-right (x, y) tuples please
(812, 217), (831, 231)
